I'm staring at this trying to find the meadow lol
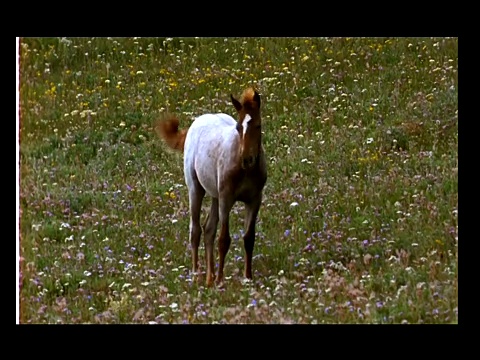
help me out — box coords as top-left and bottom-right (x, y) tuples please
(19, 37), (458, 324)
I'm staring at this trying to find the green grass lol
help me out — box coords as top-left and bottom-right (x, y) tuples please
(19, 37), (458, 324)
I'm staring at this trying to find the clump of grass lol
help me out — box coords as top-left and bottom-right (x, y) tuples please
(19, 37), (457, 323)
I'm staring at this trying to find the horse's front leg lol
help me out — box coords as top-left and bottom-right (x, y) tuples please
(243, 197), (261, 279)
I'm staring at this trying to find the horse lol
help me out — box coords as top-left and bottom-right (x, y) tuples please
(155, 87), (267, 287)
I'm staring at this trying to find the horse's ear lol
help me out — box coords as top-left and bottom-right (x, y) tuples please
(231, 94), (242, 112)
(253, 90), (261, 107)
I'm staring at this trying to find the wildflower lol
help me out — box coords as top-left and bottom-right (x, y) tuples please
(241, 278), (252, 285)
(366, 137), (374, 144)
(284, 229), (291, 237)
(60, 37), (72, 46)
(290, 202), (299, 207)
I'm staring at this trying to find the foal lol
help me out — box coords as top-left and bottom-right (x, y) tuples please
(156, 87), (267, 287)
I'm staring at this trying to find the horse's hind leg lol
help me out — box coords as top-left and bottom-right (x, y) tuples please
(216, 195), (235, 286)
(203, 197), (219, 287)
(188, 182), (205, 280)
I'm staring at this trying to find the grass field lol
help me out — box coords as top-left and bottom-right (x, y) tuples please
(18, 37), (458, 324)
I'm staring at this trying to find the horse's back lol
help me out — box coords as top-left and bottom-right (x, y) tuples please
(185, 113), (237, 152)
(189, 113), (236, 131)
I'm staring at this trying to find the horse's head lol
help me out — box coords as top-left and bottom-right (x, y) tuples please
(231, 87), (262, 170)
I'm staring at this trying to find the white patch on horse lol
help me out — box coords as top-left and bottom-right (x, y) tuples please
(184, 113), (239, 199)
(242, 114), (252, 136)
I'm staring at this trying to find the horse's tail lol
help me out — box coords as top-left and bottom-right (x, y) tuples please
(154, 114), (188, 152)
